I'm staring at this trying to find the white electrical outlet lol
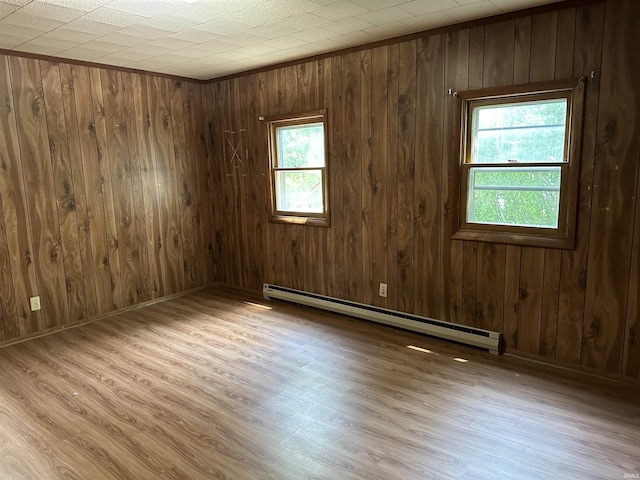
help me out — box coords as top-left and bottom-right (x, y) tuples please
(30, 296), (41, 311)
(379, 283), (387, 298)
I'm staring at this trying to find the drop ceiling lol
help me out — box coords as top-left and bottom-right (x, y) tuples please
(0, 0), (562, 80)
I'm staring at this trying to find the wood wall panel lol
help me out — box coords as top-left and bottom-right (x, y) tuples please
(414, 35), (443, 320)
(205, 0), (640, 380)
(582, 0), (640, 374)
(9, 56), (70, 331)
(0, 56), (210, 346)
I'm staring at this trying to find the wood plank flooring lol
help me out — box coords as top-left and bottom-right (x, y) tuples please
(0, 287), (638, 480)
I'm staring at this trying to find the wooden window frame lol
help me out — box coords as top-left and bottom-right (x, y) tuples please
(266, 109), (330, 227)
(451, 79), (586, 249)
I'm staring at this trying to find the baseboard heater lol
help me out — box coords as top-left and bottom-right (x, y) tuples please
(263, 284), (502, 354)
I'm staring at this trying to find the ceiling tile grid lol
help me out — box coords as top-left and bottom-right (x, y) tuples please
(0, 0), (562, 79)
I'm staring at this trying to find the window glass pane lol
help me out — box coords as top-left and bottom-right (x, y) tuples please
(275, 170), (324, 213)
(277, 123), (325, 167)
(467, 166), (561, 228)
(471, 98), (567, 164)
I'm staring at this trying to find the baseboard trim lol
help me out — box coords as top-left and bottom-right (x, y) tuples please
(504, 349), (640, 386)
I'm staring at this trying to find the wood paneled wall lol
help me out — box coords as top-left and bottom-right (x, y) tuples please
(204, 0), (640, 379)
(0, 56), (213, 344)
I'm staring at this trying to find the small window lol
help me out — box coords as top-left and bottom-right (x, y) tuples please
(267, 110), (329, 226)
(453, 80), (585, 249)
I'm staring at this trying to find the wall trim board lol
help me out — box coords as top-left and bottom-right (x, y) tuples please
(0, 285), (215, 351)
(210, 0), (602, 83)
(0, 48), (208, 84)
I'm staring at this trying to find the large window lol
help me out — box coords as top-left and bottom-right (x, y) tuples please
(267, 110), (329, 226)
(453, 79), (585, 249)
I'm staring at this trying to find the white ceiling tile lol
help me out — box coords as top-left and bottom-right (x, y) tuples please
(82, 7), (147, 27)
(218, 33), (268, 47)
(20, 1), (85, 22)
(349, 0), (407, 9)
(98, 50), (149, 62)
(37, 0), (110, 11)
(123, 43), (176, 57)
(234, 43), (279, 56)
(94, 56), (130, 67)
(0, 34), (26, 49)
(356, 6), (414, 25)
(117, 24), (173, 39)
(278, 12), (330, 30)
(225, 1), (319, 27)
(0, 10), (64, 30)
(398, 0), (459, 16)
(15, 42), (66, 55)
(80, 40), (126, 54)
(0, 3), (20, 19)
(137, 14), (200, 32)
(129, 57), (174, 69)
(312, 0), (368, 20)
(108, 0), (178, 18)
(289, 25), (334, 42)
(43, 27), (98, 43)
(245, 23), (298, 40)
(363, 21), (415, 38)
(165, 28), (220, 43)
(261, 35), (309, 49)
(144, 36), (197, 50)
(169, 2), (234, 22)
(443, 1), (501, 21)
(169, 47), (215, 59)
(321, 17), (374, 34)
(0, 24), (47, 41)
(60, 45), (109, 60)
(401, 11), (453, 30)
(1, 0), (30, 5)
(304, 37), (342, 51)
(196, 18), (249, 36)
(96, 32), (148, 47)
(22, 35), (77, 51)
(308, 0), (341, 4)
(203, 50), (253, 61)
(192, 39), (236, 53)
(63, 17), (122, 35)
(329, 29), (374, 45)
(151, 52), (193, 64)
(490, 0), (558, 11)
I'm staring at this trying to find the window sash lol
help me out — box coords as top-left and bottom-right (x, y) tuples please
(464, 91), (573, 166)
(452, 79), (586, 249)
(266, 109), (330, 226)
(272, 168), (326, 217)
(460, 162), (570, 236)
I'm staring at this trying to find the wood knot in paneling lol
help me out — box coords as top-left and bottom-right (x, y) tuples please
(519, 285), (528, 300)
(60, 195), (75, 212)
(50, 243), (59, 262)
(587, 317), (601, 339)
(32, 97), (41, 116)
(4, 97), (11, 113)
(603, 117), (617, 143)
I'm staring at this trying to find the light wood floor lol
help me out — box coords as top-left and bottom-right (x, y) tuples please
(0, 287), (638, 480)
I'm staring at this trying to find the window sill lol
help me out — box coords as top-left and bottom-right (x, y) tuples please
(269, 215), (330, 227)
(452, 228), (574, 249)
